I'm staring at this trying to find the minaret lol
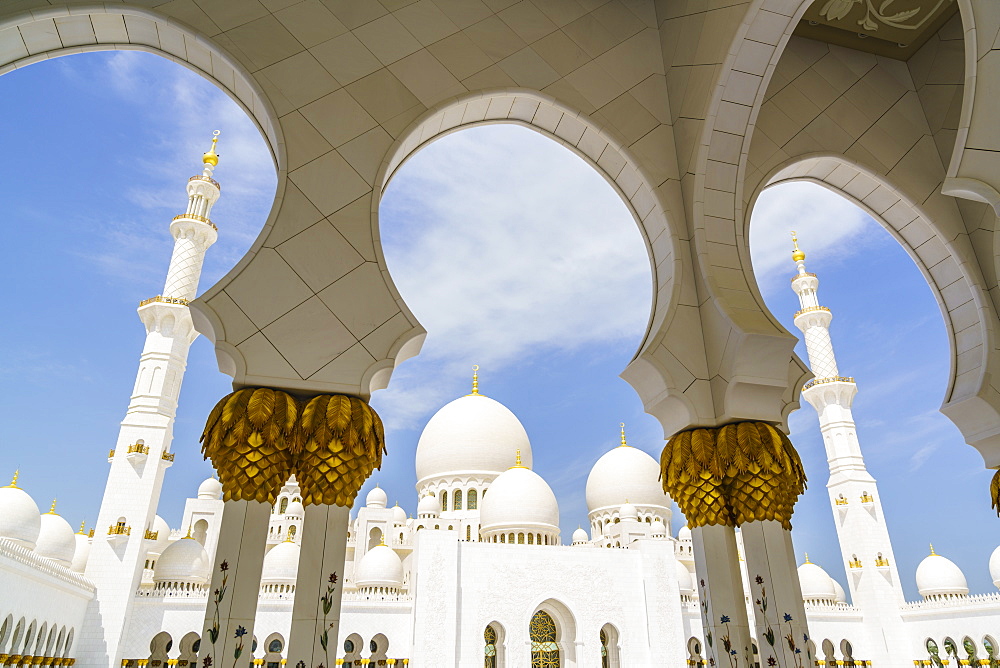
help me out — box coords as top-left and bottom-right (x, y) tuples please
(80, 134), (221, 668)
(790, 233), (909, 667)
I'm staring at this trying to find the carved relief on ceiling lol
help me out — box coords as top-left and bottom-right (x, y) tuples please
(795, 0), (959, 59)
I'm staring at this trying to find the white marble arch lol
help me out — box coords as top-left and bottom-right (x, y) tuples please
(749, 153), (1000, 466)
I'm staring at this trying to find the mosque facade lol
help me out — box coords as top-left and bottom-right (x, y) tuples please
(1, 146), (1000, 668)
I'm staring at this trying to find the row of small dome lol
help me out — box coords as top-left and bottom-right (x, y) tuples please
(0, 475), (89, 571)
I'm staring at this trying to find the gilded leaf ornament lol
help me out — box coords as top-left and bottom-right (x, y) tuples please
(991, 469), (1000, 516)
(200, 388), (386, 507)
(659, 422), (807, 530)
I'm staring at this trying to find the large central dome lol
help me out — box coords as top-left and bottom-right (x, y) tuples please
(415, 394), (532, 485)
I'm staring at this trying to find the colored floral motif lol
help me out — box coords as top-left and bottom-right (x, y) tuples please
(204, 558), (230, 668)
(202, 658), (212, 668)
(318, 572), (340, 667)
(233, 626), (246, 668)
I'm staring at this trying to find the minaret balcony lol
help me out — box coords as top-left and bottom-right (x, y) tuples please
(793, 305), (833, 329)
(801, 377), (858, 410)
(126, 442), (149, 464)
(188, 174), (220, 189)
(171, 213), (217, 231)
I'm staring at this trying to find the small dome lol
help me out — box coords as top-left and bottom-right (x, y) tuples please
(261, 540), (300, 585)
(620, 502), (638, 521)
(415, 395), (532, 485)
(832, 578), (847, 604)
(71, 533), (91, 573)
(355, 544), (403, 588)
(366, 486), (388, 509)
(392, 505), (407, 524)
(36, 511), (77, 567)
(678, 525), (692, 541)
(147, 516), (172, 556)
(480, 466), (559, 537)
(154, 537), (210, 585)
(798, 561), (837, 602)
(990, 545), (1000, 589)
(651, 520), (667, 537)
(286, 500), (305, 518)
(916, 551), (969, 598)
(675, 561), (695, 596)
(572, 527), (589, 545)
(0, 480), (41, 549)
(586, 446), (672, 517)
(417, 494), (441, 517)
(198, 477), (223, 500)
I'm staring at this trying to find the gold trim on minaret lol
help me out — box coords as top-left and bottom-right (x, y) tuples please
(791, 230), (806, 262)
(202, 130), (220, 166)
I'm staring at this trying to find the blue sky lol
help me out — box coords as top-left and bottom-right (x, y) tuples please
(0, 51), (995, 601)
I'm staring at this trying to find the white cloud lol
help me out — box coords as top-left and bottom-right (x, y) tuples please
(749, 181), (873, 291)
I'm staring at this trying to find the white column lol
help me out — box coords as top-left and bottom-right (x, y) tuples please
(286, 505), (350, 668)
(692, 525), (755, 668)
(198, 501), (271, 668)
(740, 521), (813, 668)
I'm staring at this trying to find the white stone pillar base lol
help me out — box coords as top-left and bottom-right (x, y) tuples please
(198, 500), (270, 668)
(692, 525), (755, 668)
(287, 505), (350, 668)
(740, 520), (814, 668)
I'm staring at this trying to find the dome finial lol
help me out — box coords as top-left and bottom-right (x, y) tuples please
(184, 524), (193, 539)
(929, 543), (936, 556)
(47, 499), (58, 515)
(4, 470), (19, 488)
(471, 364), (480, 395)
(791, 230), (806, 263)
(78, 520), (87, 534)
(202, 130), (221, 166)
(804, 552), (811, 564)
(512, 449), (528, 469)
(620, 422), (628, 447)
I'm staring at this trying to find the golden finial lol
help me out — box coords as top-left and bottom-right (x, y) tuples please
(620, 422), (628, 447)
(471, 365), (480, 395)
(929, 543), (936, 556)
(47, 499), (58, 515)
(512, 449), (527, 469)
(804, 552), (811, 564)
(5, 470), (19, 488)
(791, 230), (806, 263)
(184, 524), (193, 539)
(78, 520), (87, 535)
(202, 130), (220, 166)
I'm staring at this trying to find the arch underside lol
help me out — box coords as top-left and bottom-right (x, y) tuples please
(3, 0), (1000, 466)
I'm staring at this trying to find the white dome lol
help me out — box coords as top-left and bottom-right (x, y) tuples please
(415, 395), (532, 485)
(392, 505), (407, 524)
(153, 538), (210, 585)
(675, 560), (695, 596)
(262, 541), (300, 585)
(366, 486), (387, 508)
(651, 520), (667, 537)
(71, 532), (91, 573)
(480, 466), (559, 536)
(147, 516), (171, 556)
(198, 477), (223, 500)
(417, 494), (441, 517)
(798, 562), (837, 602)
(572, 527), (589, 544)
(36, 511), (76, 567)
(0, 483), (41, 549)
(990, 544), (1000, 589)
(832, 578), (847, 604)
(586, 446), (672, 516)
(678, 525), (692, 541)
(620, 502), (638, 521)
(916, 552), (969, 598)
(286, 500), (305, 518)
(355, 544), (403, 588)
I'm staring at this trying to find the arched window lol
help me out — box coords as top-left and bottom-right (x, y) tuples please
(466, 526), (471, 541)
(601, 624), (620, 668)
(518, 533), (525, 544)
(468, 489), (478, 510)
(509, 532), (515, 544)
(400, 532), (405, 543)
(530, 611), (559, 667)
(441, 491), (448, 511)
(528, 533), (534, 545)
(601, 629), (609, 668)
(279, 497), (288, 514)
(368, 527), (383, 550)
(485, 626), (498, 668)
(500, 534), (505, 543)
(454, 489), (463, 510)
(288, 525), (297, 539)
